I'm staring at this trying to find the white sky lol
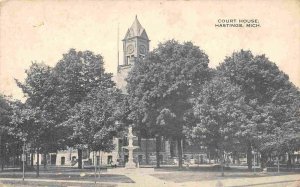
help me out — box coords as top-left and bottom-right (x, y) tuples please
(0, 0), (299, 100)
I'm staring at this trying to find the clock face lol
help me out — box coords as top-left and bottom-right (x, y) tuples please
(127, 44), (134, 54)
(139, 45), (146, 54)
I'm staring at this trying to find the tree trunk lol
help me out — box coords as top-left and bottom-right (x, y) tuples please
(237, 153), (240, 165)
(78, 149), (82, 169)
(170, 141), (174, 157)
(25, 153), (28, 167)
(19, 154), (22, 170)
(145, 138), (149, 165)
(260, 152), (267, 170)
(221, 150), (224, 177)
(155, 136), (161, 168)
(43, 153), (47, 168)
(31, 153), (34, 167)
(247, 145), (252, 170)
(1, 151), (3, 171)
(177, 138), (183, 168)
(287, 153), (292, 170)
(233, 152), (236, 165)
(138, 136), (141, 147)
(36, 148), (40, 177)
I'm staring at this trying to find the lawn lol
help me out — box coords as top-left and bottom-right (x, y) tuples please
(152, 166), (300, 183)
(0, 171), (132, 187)
(0, 172), (133, 183)
(0, 167), (134, 187)
(0, 180), (117, 187)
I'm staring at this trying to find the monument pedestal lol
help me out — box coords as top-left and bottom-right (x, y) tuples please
(125, 161), (136, 169)
(123, 126), (139, 169)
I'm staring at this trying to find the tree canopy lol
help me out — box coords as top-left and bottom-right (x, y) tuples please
(187, 76), (245, 155)
(216, 50), (300, 169)
(3, 43), (299, 172)
(11, 49), (121, 170)
(127, 40), (211, 167)
(62, 87), (124, 152)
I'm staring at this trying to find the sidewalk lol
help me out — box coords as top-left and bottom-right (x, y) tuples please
(109, 168), (175, 187)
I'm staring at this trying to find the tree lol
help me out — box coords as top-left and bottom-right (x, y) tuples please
(218, 50), (300, 169)
(251, 87), (300, 169)
(62, 87), (124, 156)
(10, 103), (49, 176)
(187, 75), (246, 175)
(11, 49), (117, 170)
(0, 95), (12, 131)
(127, 40), (211, 168)
(52, 49), (115, 168)
(0, 94), (18, 171)
(12, 62), (57, 176)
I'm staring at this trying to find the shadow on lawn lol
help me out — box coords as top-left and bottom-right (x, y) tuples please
(152, 165), (300, 183)
(155, 165), (300, 173)
(0, 173), (134, 183)
(1, 180), (117, 187)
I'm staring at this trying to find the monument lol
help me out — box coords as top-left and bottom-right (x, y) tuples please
(123, 126), (139, 169)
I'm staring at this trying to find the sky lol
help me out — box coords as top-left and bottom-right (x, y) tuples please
(0, 0), (299, 100)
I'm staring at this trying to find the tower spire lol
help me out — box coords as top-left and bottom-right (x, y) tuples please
(116, 16), (150, 93)
(123, 15), (148, 40)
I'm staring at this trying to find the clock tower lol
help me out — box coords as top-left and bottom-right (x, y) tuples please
(116, 16), (150, 92)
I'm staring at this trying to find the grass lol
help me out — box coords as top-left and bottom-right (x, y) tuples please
(0, 173), (133, 183)
(152, 165), (300, 183)
(154, 165), (300, 173)
(0, 167), (134, 186)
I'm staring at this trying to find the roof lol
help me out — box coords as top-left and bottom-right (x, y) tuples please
(123, 15), (149, 40)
